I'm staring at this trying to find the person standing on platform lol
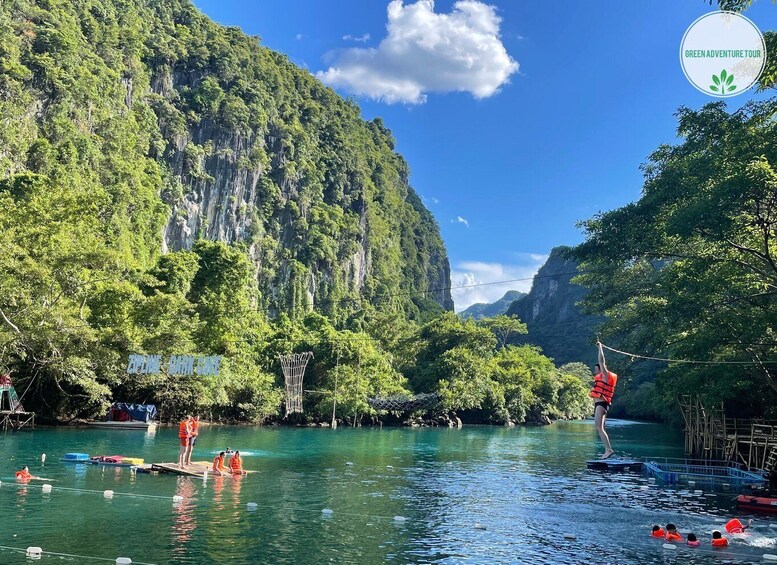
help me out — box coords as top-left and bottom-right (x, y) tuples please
(185, 415), (199, 466)
(178, 415), (192, 468)
(590, 341), (618, 460)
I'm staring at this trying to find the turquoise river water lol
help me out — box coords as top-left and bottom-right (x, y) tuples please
(1, 420), (776, 564)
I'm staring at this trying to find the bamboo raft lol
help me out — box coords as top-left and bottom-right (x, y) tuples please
(150, 462), (254, 477)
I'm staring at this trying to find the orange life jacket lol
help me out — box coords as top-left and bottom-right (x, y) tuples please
(191, 420), (199, 436)
(665, 531), (682, 542)
(178, 420), (190, 438)
(589, 371), (618, 404)
(724, 519), (744, 534)
(711, 537), (728, 547)
(15, 470), (31, 480)
(651, 529), (665, 538)
(213, 455), (225, 472)
(229, 455), (242, 471)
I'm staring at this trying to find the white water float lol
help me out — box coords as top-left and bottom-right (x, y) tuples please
(393, 516), (406, 522)
(386, 465), (393, 469)
(474, 523), (487, 530)
(104, 490), (114, 499)
(116, 558), (132, 565)
(26, 547), (42, 558)
(345, 462), (354, 466)
(42, 484), (52, 494)
(563, 534), (576, 540)
(322, 508), (333, 516)
(247, 502), (257, 511)
(41, 453), (46, 464)
(662, 543), (676, 550)
(172, 495), (183, 503)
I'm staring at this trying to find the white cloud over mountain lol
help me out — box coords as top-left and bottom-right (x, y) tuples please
(317, 0), (518, 104)
(451, 255), (547, 312)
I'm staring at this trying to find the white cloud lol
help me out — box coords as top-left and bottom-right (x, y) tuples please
(317, 0), (518, 104)
(296, 33), (304, 40)
(452, 216), (469, 228)
(451, 255), (548, 312)
(343, 33), (371, 42)
(421, 194), (440, 206)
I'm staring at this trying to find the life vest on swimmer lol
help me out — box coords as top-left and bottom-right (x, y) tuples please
(15, 470), (30, 480)
(651, 528), (665, 538)
(212, 455), (225, 472)
(178, 420), (190, 438)
(665, 532), (682, 542)
(687, 540), (700, 547)
(725, 519), (744, 533)
(589, 371), (618, 404)
(711, 537), (728, 547)
(229, 455), (242, 471)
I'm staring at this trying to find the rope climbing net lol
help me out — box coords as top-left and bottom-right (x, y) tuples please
(279, 352), (313, 415)
(367, 392), (441, 412)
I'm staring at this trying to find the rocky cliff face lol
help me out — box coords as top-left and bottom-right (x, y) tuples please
(145, 2), (452, 318)
(459, 290), (526, 320)
(506, 247), (602, 365)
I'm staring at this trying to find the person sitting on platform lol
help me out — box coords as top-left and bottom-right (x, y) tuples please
(229, 450), (247, 476)
(711, 530), (728, 547)
(15, 466), (33, 481)
(650, 525), (665, 538)
(686, 533), (700, 547)
(664, 523), (683, 542)
(212, 451), (227, 476)
(724, 518), (752, 534)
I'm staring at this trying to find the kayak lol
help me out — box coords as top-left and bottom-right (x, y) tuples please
(737, 494), (777, 514)
(89, 455), (144, 467)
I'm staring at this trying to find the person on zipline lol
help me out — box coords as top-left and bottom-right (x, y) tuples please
(590, 341), (618, 459)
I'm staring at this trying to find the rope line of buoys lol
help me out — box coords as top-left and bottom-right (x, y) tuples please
(2, 481), (183, 501)
(0, 544), (157, 564)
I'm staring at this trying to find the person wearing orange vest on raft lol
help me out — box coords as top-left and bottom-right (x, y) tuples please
(651, 525), (665, 538)
(711, 530), (728, 547)
(212, 451), (227, 476)
(686, 533), (700, 547)
(590, 341), (618, 460)
(177, 415), (193, 469)
(724, 518), (752, 534)
(664, 523), (683, 542)
(228, 450), (247, 476)
(185, 415), (199, 466)
(15, 466), (33, 481)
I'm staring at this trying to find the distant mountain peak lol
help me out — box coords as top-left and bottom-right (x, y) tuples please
(459, 289), (526, 320)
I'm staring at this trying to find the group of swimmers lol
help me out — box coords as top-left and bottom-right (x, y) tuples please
(651, 518), (753, 548)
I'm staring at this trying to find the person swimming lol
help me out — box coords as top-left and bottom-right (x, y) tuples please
(15, 466), (32, 481)
(686, 533), (700, 547)
(664, 523), (683, 542)
(711, 530), (728, 547)
(651, 525), (665, 538)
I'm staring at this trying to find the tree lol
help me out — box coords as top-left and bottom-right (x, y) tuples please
(480, 314), (527, 349)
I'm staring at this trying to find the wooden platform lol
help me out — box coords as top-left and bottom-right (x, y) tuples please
(150, 462), (254, 477)
(586, 458), (643, 471)
(0, 410), (35, 431)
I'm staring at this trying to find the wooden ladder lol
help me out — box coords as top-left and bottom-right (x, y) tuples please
(766, 445), (777, 472)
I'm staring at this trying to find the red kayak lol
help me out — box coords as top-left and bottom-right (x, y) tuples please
(737, 494), (777, 514)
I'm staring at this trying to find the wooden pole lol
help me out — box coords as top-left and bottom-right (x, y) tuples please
(331, 351), (338, 430)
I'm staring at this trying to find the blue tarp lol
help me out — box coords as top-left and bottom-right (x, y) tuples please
(108, 403), (158, 423)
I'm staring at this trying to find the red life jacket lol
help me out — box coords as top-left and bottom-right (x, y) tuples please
(212, 455), (225, 472)
(724, 519), (744, 534)
(190, 420), (199, 436)
(15, 470), (31, 480)
(589, 371), (618, 404)
(178, 420), (190, 438)
(687, 540), (700, 547)
(711, 537), (728, 547)
(651, 529), (665, 538)
(665, 531), (682, 542)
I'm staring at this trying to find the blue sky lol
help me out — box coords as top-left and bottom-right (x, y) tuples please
(191, 0), (775, 310)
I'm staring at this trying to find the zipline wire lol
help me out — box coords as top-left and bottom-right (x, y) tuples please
(601, 343), (777, 365)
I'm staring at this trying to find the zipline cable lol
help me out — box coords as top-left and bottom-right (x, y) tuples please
(601, 343), (777, 365)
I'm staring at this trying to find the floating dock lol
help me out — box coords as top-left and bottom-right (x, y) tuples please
(150, 462), (254, 477)
(586, 458), (643, 471)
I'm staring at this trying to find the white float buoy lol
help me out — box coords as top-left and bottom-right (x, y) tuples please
(41, 453), (46, 464)
(41, 484), (52, 494)
(172, 495), (183, 503)
(345, 462), (353, 466)
(203, 470), (208, 482)
(104, 490), (114, 499)
(322, 508), (333, 516)
(662, 543), (676, 550)
(26, 547), (42, 558)
(393, 516), (406, 522)
(247, 502), (257, 511)
(386, 465), (393, 469)
(563, 534), (576, 540)
(116, 558), (132, 565)
(474, 523), (487, 530)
